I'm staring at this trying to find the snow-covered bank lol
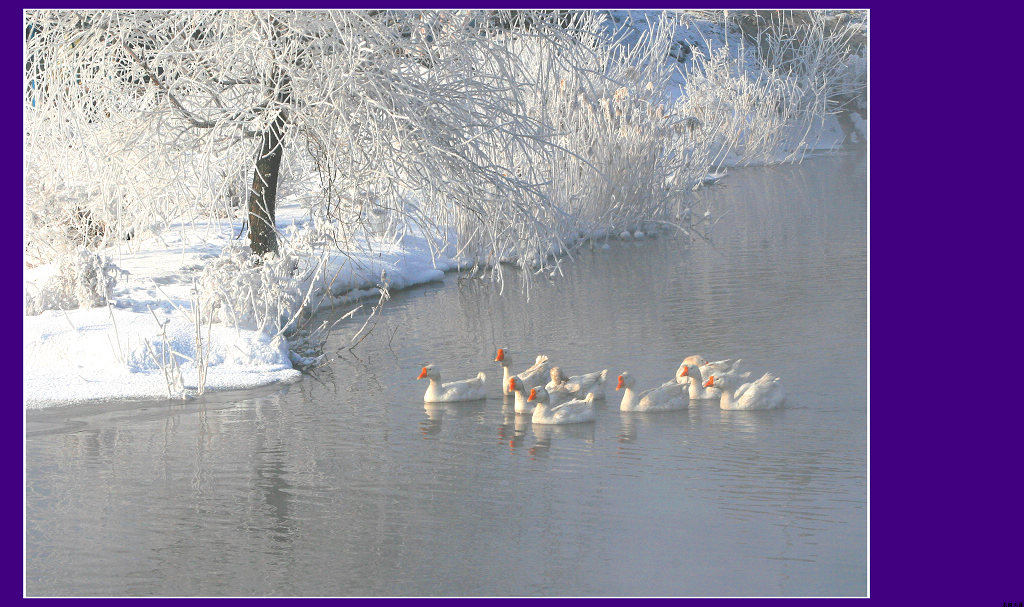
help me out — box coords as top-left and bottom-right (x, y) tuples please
(23, 193), (469, 408)
(24, 307), (298, 408)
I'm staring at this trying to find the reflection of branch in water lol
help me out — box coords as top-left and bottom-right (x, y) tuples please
(252, 426), (295, 547)
(300, 364), (338, 394)
(710, 208), (732, 227)
(334, 348), (385, 394)
(291, 315), (348, 373)
(456, 263), (490, 286)
(646, 218), (721, 253)
(347, 272), (391, 352)
(658, 226), (726, 263)
(453, 274), (505, 344)
(385, 323), (399, 357)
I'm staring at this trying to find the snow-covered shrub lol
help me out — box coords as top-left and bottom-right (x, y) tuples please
(738, 10), (867, 117)
(71, 248), (118, 309)
(669, 9), (868, 167)
(507, 13), (699, 239)
(24, 184), (107, 268)
(26, 120), (155, 257)
(834, 51), (867, 113)
(196, 244), (300, 335)
(679, 44), (809, 166)
(24, 248), (119, 316)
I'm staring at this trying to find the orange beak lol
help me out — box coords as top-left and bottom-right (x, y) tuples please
(495, 348), (505, 362)
(508, 378), (516, 392)
(417, 367), (428, 379)
(703, 375), (714, 388)
(681, 365), (689, 376)
(528, 388), (536, 402)
(616, 375), (624, 390)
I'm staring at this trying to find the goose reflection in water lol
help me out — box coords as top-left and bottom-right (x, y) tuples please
(419, 404), (444, 437)
(528, 422), (596, 459)
(618, 412), (638, 445)
(497, 403), (529, 450)
(717, 406), (786, 435)
(419, 400), (487, 438)
(616, 407), (696, 454)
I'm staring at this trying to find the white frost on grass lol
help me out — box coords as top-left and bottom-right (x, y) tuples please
(23, 190), (459, 408)
(24, 306), (298, 409)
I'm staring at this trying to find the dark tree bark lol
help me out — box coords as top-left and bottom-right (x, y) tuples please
(247, 68), (291, 259)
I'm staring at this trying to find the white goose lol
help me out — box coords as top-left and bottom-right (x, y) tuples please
(527, 386), (597, 425)
(545, 367), (608, 404)
(677, 356), (747, 379)
(673, 355), (713, 394)
(495, 349), (550, 395)
(681, 354), (709, 368)
(507, 376), (537, 414)
(676, 358), (749, 398)
(702, 358), (747, 378)
(674, 363), (713, 400)
(417, 364), (487, 403)
(703, 372), (785, 410)
(616, 372), (689, 412)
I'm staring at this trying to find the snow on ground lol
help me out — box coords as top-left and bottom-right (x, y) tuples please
(23, 186), (462, 408)
(24, 305), (298, 408)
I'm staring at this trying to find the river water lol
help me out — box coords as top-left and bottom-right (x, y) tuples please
(25, 151), (867, 597)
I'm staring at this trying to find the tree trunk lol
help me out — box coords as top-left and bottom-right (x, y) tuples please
(247, 69), (291, 259)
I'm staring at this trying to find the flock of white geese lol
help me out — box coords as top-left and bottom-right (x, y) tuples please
(416, 348), (785, 425)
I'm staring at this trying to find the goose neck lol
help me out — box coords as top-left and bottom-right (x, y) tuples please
(717, 385), (737, 408)
(620, 386), (638, 410)
(424, 377), (442, 400)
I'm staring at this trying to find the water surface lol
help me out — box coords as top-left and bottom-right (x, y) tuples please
(26, 151), (867, 596)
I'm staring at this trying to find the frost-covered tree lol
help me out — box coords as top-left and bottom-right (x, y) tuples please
(24, 10), (563, 259)
(28, 12), (401, 257)
(25, 9), (703, 277)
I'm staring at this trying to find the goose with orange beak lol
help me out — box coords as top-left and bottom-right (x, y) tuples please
(616, 372), (689, 412)
(507, 376), (539, 414)
(674, 363), (709, 399)
(526, 386), (596, 425)
(674, 357), (749, 398)
(495, 348), (550, 396)
(703, 372), (785, 410)
(417, 364), (487, 402)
